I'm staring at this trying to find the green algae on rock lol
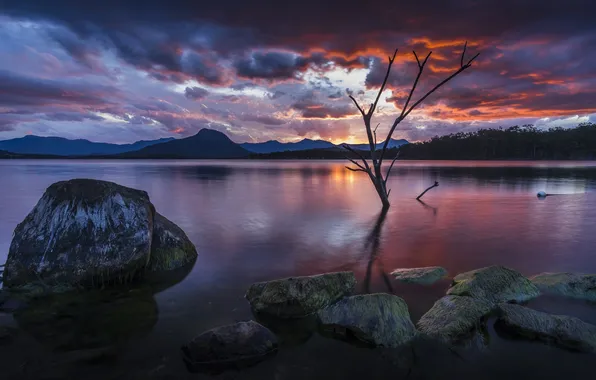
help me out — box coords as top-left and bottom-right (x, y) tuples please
(391, 266), (447, 285)
(148, 212), (198, 272)
(495, 303), (596, 353)
(530, 272), (596, 301)
(318, 293), (418, 348)
(182, 321), (278, 373)
(245, 271), (356, 318)
(447, 265), (540, 305)
(417, 295), (494, 346)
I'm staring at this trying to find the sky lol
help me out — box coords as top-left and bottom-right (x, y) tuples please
(0, 1), (595, 144)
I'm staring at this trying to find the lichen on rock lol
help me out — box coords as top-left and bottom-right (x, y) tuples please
(245, 271), (356, 318)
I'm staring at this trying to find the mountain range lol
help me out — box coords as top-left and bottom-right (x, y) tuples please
(0, 135), (174, 156)
(0, 130), (409, 159)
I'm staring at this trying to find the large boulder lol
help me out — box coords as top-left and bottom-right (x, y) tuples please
(245, 271), (356, 318)
(447, 266), (540, 305)
(3, 179), (154, 289)
(181, 321), (278, 373)
(530, 272), (596, 301)
(495, 303), (596, 353)
(318, 293), (418, 348)
(147, 212), (197, 272)
(417, 295), (493, 345)
(391, 266), (447, 285)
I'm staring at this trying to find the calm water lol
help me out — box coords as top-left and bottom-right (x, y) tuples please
(1, 159), (596, 379)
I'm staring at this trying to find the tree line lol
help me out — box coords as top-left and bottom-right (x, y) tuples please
(398, 123), (596, 160)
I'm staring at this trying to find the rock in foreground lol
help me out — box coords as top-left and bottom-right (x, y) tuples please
(148, 212), (198, 272)
(417, 295), (493, 345)
(182, 321), (278, 373)
(318, 293), (417, 347)
(447, 266), (540, 305)
(530, 272), (596, 301)
(495, 303), (596, 353)
(245, 271), (356, 318)
(3, 179), (154, 289)
(391, 266), (447, 285)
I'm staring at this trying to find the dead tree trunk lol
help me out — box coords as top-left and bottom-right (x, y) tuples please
(343, 42), (479, 209)
(416, 181), (439, 201)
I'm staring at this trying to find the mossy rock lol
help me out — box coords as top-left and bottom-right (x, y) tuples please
(246, 271), (356, 318)
(417, 295), (493, 346)
(148, 212), (198, 272)
(495, 303), (596, 352)
(318, 293), (418, 347)
(13, 286), (158, 351)
(530, 272), (596, 301)
(447, 265), (540, 305)
(3, 179), (154, 289)
(391, 266), (447, 285)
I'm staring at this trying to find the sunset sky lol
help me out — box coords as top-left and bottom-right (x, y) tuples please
(0, 1), (594, 144)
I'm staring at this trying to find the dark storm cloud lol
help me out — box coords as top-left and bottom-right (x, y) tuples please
(44, 112), (105, 121)
(0, 69), (118, 107)
(184, 86), (210, 100)
(292, 98), (356, 119)
(234, 51), (306, 80)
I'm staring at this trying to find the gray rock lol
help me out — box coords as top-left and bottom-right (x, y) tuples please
(148, 213), (197, 272)
(447, 265), (540, 305)
(3, 179), (155, 289)
(496, 303), (596, 352)
(530, 272), (596, 301)
(245, 271), (356, 318)
(318, 293), (418, 347)
(417, 295), (494, 345)
(182, 321), (278, 373)
(391, 266), (447, 285)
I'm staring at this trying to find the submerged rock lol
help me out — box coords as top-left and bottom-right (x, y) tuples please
(253, 312), (318, 346)
(495, 303), (596, 353)
(148, 212), (198, 272)
(318, 293), (417, 348)
(3, 179), (155, 289)
(447, 265), (540, 305)
(417, 295), (493, 345)
(245, 271), (356, 318)
(530, 272), (596, 301)
(391, 266), (447, 285)
(182, 321), (278, 373)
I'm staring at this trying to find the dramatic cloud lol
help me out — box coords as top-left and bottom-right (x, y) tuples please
(1, 1), (596, 143)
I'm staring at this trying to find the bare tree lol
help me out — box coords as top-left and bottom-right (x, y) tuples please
(343, 42), (479, 209)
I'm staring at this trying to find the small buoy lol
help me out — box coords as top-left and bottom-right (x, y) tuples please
(537, 191), (547, 198)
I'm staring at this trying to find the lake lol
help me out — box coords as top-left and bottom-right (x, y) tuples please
(1, 159), (596, 379)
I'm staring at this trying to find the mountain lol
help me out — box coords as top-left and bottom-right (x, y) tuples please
(346, 138), (409, 151)
(0, 135), (175, 156)
(121, 129), (249, 158)
(241, 138), (336, 153)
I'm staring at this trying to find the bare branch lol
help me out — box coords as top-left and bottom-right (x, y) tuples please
(368, 49), (398, 117)
(349, 95), (365, 116)
(384, 149), (401, 184)
(461, 41), (467, 68)
(387, 188), (391, 197)
(413, 50), (420, 67)
(416, 181), (439, 201)
(379, 43), (479, 164)
(341, 144), (370, 171)
(345, 166), (366, 173)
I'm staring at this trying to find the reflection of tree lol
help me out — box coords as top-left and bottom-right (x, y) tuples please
(417, 199), (438, 216)
(362, 209), (394, 294)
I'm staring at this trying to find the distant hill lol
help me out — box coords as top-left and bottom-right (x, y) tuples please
(251, 147), (401, 160)
(121, 129), (249, 158)
(240, 138), (336, 153)
(0, 135), (174, 156)
(346, 138), (409, 151)
(241, 137), (409, 153)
